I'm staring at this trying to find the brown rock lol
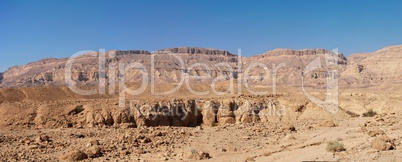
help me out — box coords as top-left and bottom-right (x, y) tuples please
(36, 133), (50, 143)
(86, 146), (102, 158)
(201, 101), (217, 126)
(62, 149), (88, 161)
(371, 135), (394, 151)
(185, 149), (211, 160)
(89, 140), (100, 146)
(367, 129), (386, 137)
(218, 117), (236, 125)
(283, 123), (296, 132)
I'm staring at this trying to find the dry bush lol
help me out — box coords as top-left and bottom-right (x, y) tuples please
(345, 110), (360, 117)
(362, 109), (377, 117)
(326, 140), (346, 153)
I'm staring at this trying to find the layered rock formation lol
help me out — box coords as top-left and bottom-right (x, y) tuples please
(115, 50), (151, 55)
(156, 47), (236, 56)
(1, 45), (401, 88)
(243, 48), (347, 87)
(341, 45), (402, 86)
(0, 93), (287, 129)
(0, 47), (239, 87)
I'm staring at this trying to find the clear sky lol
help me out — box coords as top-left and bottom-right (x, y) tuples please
(1, 0), (402, 72)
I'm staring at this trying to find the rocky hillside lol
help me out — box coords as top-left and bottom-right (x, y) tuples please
(156, 47), (236, 56)
(341, 45), (402, 86)
(0, 47), (239, 87)
(1, 45), (401, 88)
(242, 48), (347, 87)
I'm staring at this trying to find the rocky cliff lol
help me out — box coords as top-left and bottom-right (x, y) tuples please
(0, 47), (239, 87)
(156, 47), (236, 56)
(115, 50), (151, 55)
(1, 45), (401, 88)
(341, 45), (402, 86)
(243, 48), (347, 87)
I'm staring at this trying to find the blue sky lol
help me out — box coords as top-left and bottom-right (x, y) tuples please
(1, 0), (402, 72)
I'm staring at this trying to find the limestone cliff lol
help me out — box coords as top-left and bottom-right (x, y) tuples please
(156, 47), (236, 56)
(1, 45), (401, 88)
(0, 47), (238, 87)
(341, 45), (402, 86)
(243, 48), (347, 87)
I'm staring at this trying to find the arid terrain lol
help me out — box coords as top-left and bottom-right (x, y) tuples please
(0, 45), (401, 161)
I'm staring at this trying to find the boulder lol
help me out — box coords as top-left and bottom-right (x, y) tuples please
(371, 135), (394, 151)
(62, 149), (88, 161)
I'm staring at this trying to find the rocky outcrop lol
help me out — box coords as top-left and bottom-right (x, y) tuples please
(0, 94), (288, 129)
(243, 48), (347, 87)
(346, 53), (370, 65)
(156, 47), (236, 56)
(1, 45), (401, 88)
(115, 50), (151, 55)
(0, 47), (238, 87)
(0, 57), (69, 87)
(84, 96), (284, 128)
(83, 108), (135, 128)
(199, 100), (217, 126)
(371, 135), (395, 151)
(130, 99), (202, 127)
(258, 48), (347, 63)
(341, 45), (402, 86)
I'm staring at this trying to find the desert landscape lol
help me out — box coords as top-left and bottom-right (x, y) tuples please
(0, 45), (401, 161)
(2, 1), (402, 162)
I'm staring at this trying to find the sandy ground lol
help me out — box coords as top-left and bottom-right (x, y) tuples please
(0, 85), (401, 161)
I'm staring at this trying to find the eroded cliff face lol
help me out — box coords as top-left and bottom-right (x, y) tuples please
(0, 93), (293, 129)
(243, 49), (347, 88)
(1, 45), (401, 88)
(341, 45), (402, 86)
(115, 50), (151, 55)
(0, 47), (239, 87)
(0, 47), (347, 88)
(156, 47), (236, 56)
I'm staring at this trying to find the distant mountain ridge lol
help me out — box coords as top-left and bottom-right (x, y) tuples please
(0, 45), (401, 88)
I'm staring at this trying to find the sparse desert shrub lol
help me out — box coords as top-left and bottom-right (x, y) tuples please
(68, 105), (85, 115)
(345, 110), (360, 117)
(326, 140), (346, 153)
(294, 104), (306, 112)
(362, 109), (377, 117)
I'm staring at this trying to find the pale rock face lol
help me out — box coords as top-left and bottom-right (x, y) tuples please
(243, 48), (347, 87)
(341, 45), (402, 86)
(0, 47), (239, 88)
(156, 47), (236, 56)
(200, 100), (218, 126)
(346, 53), (370, 65)
(1, 45), (401, 88)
